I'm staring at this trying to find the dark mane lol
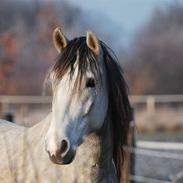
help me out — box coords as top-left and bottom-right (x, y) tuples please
(101, 43), (131, 180)
(50, 37), (131, 181)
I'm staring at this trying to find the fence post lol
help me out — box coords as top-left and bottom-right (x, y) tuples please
(4, 112), (14, 123)
(129, 108), (136, 183)
(147, 96), (155, 115)
(1, 100), (10, 114)
(0, 103), (2, 118)
(122, 107), (136, 183)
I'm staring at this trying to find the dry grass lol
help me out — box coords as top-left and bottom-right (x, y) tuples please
(135, 107), (183, 132)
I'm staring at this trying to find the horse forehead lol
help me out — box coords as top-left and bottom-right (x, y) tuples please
(71, 56), (96, 80)
(86, 71), (95, 78)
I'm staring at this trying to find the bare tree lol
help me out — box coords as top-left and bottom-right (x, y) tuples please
(124, 2), (183, 94)
(0, 0), (83, 95)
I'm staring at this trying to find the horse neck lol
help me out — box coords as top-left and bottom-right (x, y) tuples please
(98, 117), (113, 166)
(27, 113), (51, 147)
(74, 116), (114, 182)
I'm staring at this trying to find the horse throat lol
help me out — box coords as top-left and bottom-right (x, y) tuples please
(72, 118), (114, 182)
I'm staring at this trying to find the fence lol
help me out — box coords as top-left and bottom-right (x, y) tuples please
(127, 141), (183, 183)
(1, 94), (183, 128)
(131, 94), (183, 114)
(1, 94), (183, 113)
(126, 95), (183, 183)
(0, 95), (51, 115)
(127, 108), (183, 183)
(0, 96), (51, 126)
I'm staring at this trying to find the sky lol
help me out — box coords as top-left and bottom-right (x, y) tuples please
(68, 0), (173, 31)
(67, 0), (174, 45)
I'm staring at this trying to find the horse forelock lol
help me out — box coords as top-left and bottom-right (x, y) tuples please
(48, 37), (100, 91)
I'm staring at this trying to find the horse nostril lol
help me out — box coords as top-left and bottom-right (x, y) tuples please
(60, 139), (69, 157)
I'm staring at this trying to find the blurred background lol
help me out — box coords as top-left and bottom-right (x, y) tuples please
(0, 0), (183, 182)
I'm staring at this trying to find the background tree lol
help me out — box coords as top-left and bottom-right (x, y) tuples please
(125, 2), (183, 94)
(0, 0), (83, 95)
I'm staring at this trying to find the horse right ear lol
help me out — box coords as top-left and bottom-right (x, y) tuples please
(53, 27), (68, 53)
(86, 31), (100, 56)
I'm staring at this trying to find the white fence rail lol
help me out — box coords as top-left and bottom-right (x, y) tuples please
(0, 96), (51, 114)
(131, 94), (183, 114)
(0, 96), (51, 104)
(126, 146), (183, 161)
(1, 94), (183, 103)
(130, 175), (172, 183)
(131, 95), (183, 103)
(137, 141), (183, 151)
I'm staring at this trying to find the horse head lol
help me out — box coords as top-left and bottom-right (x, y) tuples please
(45, 28), (108, 165)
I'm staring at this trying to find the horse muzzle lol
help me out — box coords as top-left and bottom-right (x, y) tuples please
(47, 139), (76, 165)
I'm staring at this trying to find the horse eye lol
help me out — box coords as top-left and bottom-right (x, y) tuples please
(86, 78), (95, 88)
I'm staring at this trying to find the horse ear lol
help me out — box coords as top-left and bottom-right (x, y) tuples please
(53, 27), (68, 53)
(86, 31), (100, 56)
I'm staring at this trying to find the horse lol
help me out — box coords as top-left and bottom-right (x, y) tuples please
(0, 28), (131, 183)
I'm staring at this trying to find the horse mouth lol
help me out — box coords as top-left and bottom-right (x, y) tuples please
(48, 149), (75, 165)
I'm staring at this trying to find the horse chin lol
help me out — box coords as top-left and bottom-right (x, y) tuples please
(61, 154), (75, 164)
(48, 149), (76, 165)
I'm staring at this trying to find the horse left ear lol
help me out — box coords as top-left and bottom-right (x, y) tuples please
(86, 31), (100, 56)
(53, 27), (68, 53)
